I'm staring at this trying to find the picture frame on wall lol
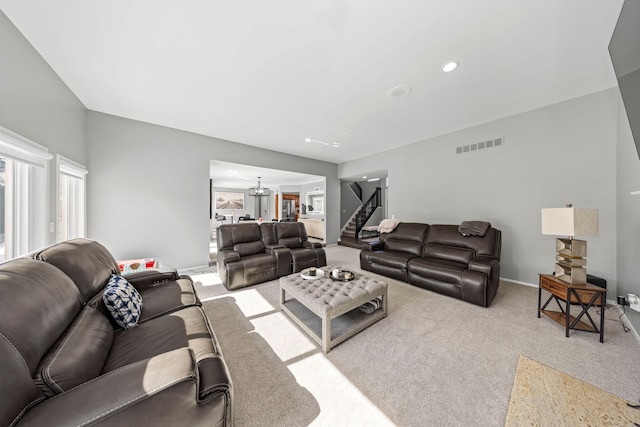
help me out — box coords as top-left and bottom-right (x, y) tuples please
(215, 192), (244, 210)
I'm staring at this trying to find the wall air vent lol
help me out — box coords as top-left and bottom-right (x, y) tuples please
(456, 137), (504, 155)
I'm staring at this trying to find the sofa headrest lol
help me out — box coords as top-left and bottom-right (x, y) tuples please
(217, 223), (262, 250)
(0, 258), (84, 427)
(383, 222), (429, 243)
(275, 222), (308, 240)
(33, 238), (119, 303)
(0, 258), (83, 377)
(259, 222), (277, 245)
(426, 225), (501, 259)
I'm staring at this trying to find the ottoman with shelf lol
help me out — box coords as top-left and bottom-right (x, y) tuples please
(279, 266), (387, 352)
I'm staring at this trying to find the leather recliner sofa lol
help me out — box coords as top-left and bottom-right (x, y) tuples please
(216, 222), (292, 290)
(0, 238), (233, 427)
(360, 222), (502, 307)
(270, 222), (326, 273)
(216, 222), (327, 290)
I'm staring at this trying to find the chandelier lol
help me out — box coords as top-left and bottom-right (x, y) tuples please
(249, 177), (270, 196)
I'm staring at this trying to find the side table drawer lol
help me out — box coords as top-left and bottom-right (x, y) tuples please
(540, 275), (567, 299)
(540, 275), (604, 306)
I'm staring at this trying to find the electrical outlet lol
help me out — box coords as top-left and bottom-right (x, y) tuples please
(628, 294), (640, 312)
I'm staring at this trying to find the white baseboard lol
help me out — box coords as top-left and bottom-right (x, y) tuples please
(500, 277), (537, 288)
(614, 305), (640, 346)
(500, 277), (619, 312)
(178, 264), (211, 274)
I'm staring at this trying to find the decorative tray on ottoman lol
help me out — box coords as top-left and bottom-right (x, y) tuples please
(329, 269), (356, 282)
(301, 268), (325, 280)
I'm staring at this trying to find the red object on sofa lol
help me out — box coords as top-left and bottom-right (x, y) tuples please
(117, 258), (157, 273)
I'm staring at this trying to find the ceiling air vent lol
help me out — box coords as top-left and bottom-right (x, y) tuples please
(456, 137), (504, 155)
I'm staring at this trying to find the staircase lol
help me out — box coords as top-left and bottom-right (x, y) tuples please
(339, 187), (382, 248)
(342, 218), (358, 239)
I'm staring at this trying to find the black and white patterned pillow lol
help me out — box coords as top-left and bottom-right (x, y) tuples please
(103, 274), (143, 329)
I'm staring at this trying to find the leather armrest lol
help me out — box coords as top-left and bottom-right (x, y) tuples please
(218, 250), (241, 264)
(16, 348), (199, 426)
(196, 355), (233, 402)
(362, 241), (384, 251)
(468, 257), (499, 276)
(303, 241), (324, 249)
(271, 247), (292, 277)
(125, 270), (180, 291)
(265, 244), (286, 255)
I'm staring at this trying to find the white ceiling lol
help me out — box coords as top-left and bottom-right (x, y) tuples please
(0, 0), (624, 164)
(210, 160), (324, 190)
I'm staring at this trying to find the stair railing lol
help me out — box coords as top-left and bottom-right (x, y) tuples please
(347, 182), (362, 201)
(354, 187), (381, 238)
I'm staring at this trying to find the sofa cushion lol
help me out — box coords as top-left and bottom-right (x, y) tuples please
(103, 275), (143, 329)
(364, 250), (417, 269)
(275, 222), (305, 239)
(35, 307), (113, 397)
(33, 238), (119, 303)
(382, 222), (429, 243)
(279, 236), (303, 249)
(0, 259), (82, 427)
(217, 222), (262, 250)
(408, 257), (467, 285)
(138, 278), (200, 322)
(103, 306), (218, 375)
(423, 244), (474, 265)
(103, 305), (227, 403)
(384, 239), (423, 257)
(233, 240), (264, 257)
(0, 259), (83, 374)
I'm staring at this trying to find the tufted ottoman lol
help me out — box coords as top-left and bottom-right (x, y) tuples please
(279, 265), (387, 352)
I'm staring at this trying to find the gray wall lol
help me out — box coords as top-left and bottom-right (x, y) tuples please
(0, 10), (86, 244)
(86, 111), (339, 268)
(301, 180), (326, 220)
(616, 90), (640, 332)
(339, 89), (619, 296)
(340, 182), (361, 227)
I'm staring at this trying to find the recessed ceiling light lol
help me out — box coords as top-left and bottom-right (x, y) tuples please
(442, 61), (459, 73)
(306, 137), (341, 148)
(386, 85), (412, 98)
(363, 176), (367, 179)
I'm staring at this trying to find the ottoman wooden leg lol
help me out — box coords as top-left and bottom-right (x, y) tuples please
(322, 315), (331, 353)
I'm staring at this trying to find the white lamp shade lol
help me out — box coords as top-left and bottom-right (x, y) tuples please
(541, 207), (599, 237)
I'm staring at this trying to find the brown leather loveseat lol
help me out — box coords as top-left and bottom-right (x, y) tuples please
(216, 222), (327, 290)
(360, 222), (502, 307)
(0, 238), (233, 427)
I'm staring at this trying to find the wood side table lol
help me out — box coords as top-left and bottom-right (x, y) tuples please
(538, 274), (606, 343)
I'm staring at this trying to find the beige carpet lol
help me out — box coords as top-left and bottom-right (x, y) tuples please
(193, 245), (640, 426)
(506, 355), (640, 426)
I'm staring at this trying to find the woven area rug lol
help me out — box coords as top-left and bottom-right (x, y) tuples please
(506, 355), (640, 426)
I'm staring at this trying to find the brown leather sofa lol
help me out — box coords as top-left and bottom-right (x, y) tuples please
(360, 222), (502, 307)
(216, 222), (327, 290)
(0, 238), (232, 427)
(216, 222), (292, 290)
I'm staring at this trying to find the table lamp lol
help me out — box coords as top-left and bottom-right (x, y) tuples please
(541, 204), (599, 284)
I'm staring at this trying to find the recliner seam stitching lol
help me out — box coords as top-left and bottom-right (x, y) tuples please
(77, 374), (194, 427)
(43, 308), (91, 393)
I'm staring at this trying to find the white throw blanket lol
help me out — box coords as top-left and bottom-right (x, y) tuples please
(377, 218), (401, 233)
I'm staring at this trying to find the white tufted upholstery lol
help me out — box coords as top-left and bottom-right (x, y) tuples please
(279, 265), (388, 352)
(279, 266), (387, 316)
